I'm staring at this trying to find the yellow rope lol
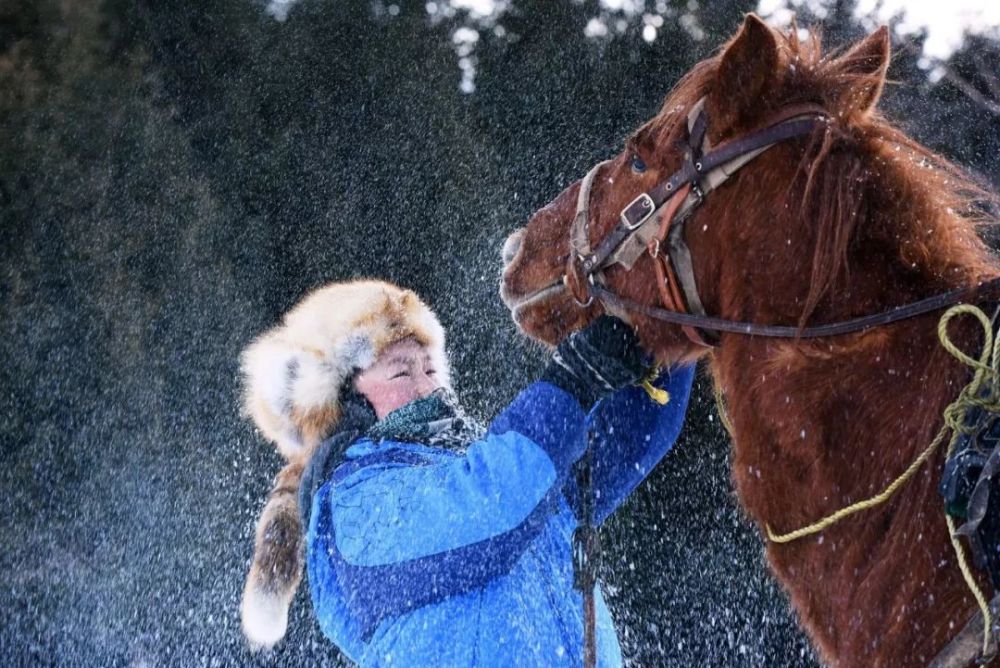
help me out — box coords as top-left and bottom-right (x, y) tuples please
(946, 511), (995, 659)
(766, 427), (950, 543)
(639, 366), (670, 405)
(758, 304), (999, 659)
(712, 374), (735, 437)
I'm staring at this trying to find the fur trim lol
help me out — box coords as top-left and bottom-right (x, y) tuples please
(239, 280), (450, 648)
(241, 280), (450, 463)
(241, 463), (304, 650)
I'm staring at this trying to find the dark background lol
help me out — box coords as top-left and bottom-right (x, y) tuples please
(2, 1), (998, 665)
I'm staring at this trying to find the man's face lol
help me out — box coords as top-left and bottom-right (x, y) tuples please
(353, 337), (442, 419)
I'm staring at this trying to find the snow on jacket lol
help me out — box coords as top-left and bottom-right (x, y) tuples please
(305, 366), (695, 667)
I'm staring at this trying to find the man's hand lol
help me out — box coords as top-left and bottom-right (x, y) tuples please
(541, 315), (650, 409)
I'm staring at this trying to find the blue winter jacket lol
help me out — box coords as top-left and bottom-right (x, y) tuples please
(305, 366), (695, 667)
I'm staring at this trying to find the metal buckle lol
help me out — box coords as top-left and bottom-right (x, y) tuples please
(691, 181), (705, 205)
(620, 193), (655, 230)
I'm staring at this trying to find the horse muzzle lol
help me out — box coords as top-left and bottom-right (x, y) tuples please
(500, 228), (569, 319)
(501, 228), (524, 268)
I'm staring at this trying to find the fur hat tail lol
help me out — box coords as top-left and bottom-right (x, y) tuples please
(241, 463), (305, 649)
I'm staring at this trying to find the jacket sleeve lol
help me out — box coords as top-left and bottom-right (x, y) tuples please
(315, 381), (587, 636)
(567, 364), (695, 526)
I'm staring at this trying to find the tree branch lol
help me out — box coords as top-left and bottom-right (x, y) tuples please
(898, 37), (1000, 119)
(972, 51), (1000, 102)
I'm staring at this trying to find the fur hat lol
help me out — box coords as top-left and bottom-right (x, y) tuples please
(241, 279), (450, 464)
(239, 279), (449, 649)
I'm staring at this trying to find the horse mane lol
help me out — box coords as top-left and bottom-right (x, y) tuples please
(635, 26), (999, 327)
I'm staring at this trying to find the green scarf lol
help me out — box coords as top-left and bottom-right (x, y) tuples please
(366, 388), (485, 451)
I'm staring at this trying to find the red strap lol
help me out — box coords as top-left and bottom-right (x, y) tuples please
(645, 184), (714, 347)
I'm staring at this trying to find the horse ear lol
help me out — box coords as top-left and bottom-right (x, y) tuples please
(833, 26), (890, 116)
(707, 14), (779, 132)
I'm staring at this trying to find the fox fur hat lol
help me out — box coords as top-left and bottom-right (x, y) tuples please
(239, 279), (450, 649)
(241, 279), (451, 464)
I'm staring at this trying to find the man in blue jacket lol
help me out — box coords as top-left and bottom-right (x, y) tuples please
(241, 280), (693, 667)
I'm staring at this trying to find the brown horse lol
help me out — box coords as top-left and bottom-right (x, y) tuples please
(500, 14), (1000, 668)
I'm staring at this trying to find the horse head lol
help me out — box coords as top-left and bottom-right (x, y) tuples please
(501, 14), (992, 363)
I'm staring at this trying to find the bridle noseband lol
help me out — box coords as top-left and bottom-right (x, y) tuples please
(563, 97), (1000, 342)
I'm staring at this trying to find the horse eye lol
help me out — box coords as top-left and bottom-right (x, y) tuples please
(630, 154), (647, 173)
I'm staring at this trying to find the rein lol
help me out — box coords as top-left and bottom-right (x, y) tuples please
(592, 281), (1000, 337)
(563, 97), (1000, 341)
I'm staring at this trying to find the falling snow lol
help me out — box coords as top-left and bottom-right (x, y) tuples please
(2, 1), (998, 666)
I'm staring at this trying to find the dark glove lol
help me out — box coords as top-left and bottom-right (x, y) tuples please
(541, 315), (650, 409)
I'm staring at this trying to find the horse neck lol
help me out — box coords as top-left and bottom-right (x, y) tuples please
(712, 311), (977, 531)
(670, 94), (1000, 667)
(699, 196), (1000, 523)
(706, 297), (1000, 665)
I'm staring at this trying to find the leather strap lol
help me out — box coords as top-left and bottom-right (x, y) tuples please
(667, 221), (708, 319)
(572, 160), (610, 259)
(605, 108), (824, 272)
(591, 277), (1000, 338)
(572, 451), (600, 668)
(620, 115), (823, 229)
(644, 183), (712, 346)
(566, 160), (612, 306)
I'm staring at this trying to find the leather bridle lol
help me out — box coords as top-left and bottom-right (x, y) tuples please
(561, 97), (1000, 344)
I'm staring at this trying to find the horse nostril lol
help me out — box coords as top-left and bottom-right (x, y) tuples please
(502, 228), (525, 266)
